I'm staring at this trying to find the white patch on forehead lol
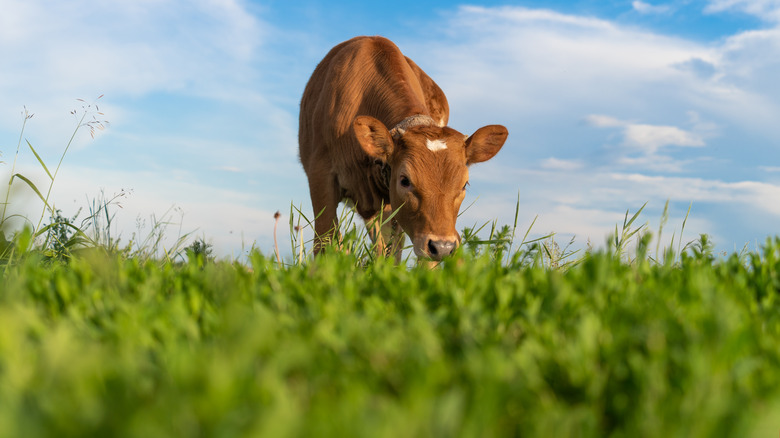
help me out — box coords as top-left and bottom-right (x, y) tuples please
(426, 138), (448, 152)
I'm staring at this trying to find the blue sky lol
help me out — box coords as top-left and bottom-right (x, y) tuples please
(1, 0), (779, 258)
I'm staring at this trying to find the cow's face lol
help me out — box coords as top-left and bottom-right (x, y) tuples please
(354, 116), (508, 260)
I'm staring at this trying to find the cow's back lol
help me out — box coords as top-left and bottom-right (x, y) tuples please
(298, 36), (449, 216)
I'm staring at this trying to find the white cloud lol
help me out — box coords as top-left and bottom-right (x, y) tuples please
(0, 0), (277, 170)
(418, 5), (710, 122)
(585, 114), (625, 128)
(611, 173), (780, 216)
(417, 4), (780, 143)
(217, 166), (243, 173)
(586, 114), (706, 156)
(705, 0), (780, 21)
(632, 1), (672, 14)
(623, 124), (705, 151)
(0, 0), (265, 104)
(717, 28), (780, 83)
(540, 158), (584, 171)
(467, 160), (779, 251)
(615, 155), (705, 173)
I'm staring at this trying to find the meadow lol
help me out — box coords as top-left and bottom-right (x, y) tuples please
(2, 231), (780, 437)
(1, 103), (780, 437)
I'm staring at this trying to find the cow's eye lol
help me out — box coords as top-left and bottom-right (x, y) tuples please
(400, 176), (411, 188)
(463, 181), (470, 191)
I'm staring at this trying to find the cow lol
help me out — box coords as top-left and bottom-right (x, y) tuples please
(299, 36), (508, 261)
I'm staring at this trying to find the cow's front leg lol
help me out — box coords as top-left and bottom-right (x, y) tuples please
(308, 173), (341, 255)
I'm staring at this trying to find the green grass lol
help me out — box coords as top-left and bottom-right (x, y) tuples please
(1, 238), (780, 437)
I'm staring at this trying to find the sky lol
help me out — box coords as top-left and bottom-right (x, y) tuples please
(1, 0), (779, 259)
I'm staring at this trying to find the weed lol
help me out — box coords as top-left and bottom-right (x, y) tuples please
(184, 237), (214, 264)
(0, 98), (108, 263)
(42, 208), (83, 261)
(1, 100), (197, 266)
(127, 204), (193, 263)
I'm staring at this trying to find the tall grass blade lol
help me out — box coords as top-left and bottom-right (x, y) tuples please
(377, 202), (403, 229)
(624, 202), (647, 230)
(457, 195), (480, 218)
(677, 202), (692, 260)
(2, 109), (32, 223)
(26, 140), (53, 181)
(655, 200), (669, 261)
(10, 174), (49, 207)
(506, 190), (521, 259)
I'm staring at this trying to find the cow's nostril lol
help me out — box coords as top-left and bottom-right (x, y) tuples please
(427, 239), (456, 260)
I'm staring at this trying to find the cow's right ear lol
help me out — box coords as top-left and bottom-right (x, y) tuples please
(354, 116), (394, 161)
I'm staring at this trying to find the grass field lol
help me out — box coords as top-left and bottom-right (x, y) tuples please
(1, 234), (780, 437)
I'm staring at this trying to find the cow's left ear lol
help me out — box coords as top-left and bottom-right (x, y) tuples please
(354, 116), (394, 162)
(465, 125), (508, 165)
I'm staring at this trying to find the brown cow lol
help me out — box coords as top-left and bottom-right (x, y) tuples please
(299, 36), (508, 261)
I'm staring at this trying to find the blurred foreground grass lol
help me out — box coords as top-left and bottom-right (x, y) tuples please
(1, 239), (779, 437)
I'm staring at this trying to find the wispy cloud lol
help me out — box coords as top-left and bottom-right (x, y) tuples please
(705, 0), (780, 21)
(624, 124), (704, 151)
(586, 115), (706, 153)
(583, 114), (710, 172)
(466, 161), (779, 250)
(415, 5), (726, 142)
(586, 115), (625, 128)
(0, 0), (265, 104)
(217, 166), (243, 173)
(0, 0), (278, 168)
(611, 173), (780, 217)
(540, 158), (584, 171)
(422, 4), (780, 143)
(632, 1), (672, 14)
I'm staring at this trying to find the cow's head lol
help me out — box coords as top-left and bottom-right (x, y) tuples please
(353, 115), (508, 261)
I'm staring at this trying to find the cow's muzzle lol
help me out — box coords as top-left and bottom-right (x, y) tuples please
(414, 234), (459, 261)
(428, 239), (456, 259)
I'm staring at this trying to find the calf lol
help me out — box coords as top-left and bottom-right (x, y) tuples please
(299, 36), (508, 261)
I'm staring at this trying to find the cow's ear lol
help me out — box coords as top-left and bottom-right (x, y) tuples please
(465, 125), (508, 165)
(354, 116), (394, 161)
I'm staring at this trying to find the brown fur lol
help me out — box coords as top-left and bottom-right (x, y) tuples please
(299, 36), (508, 260)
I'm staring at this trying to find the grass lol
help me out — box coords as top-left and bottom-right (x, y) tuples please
(1, 100), (192, 264)
(2, 236), (780, 437)
(2, 102), (780, 437)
